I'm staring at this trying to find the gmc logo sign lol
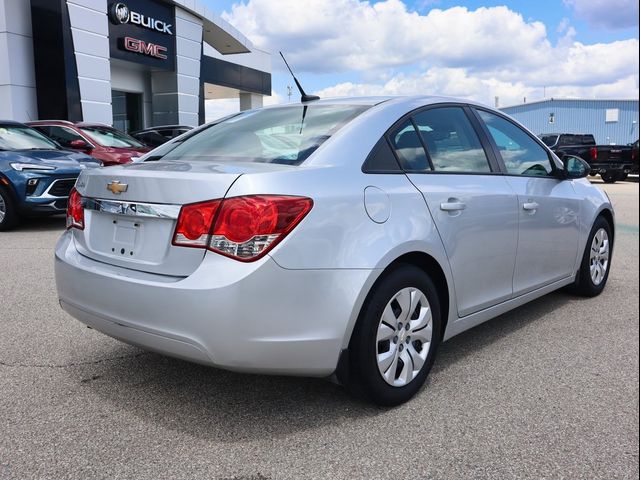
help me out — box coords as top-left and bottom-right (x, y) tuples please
(123, 37), (168, 59)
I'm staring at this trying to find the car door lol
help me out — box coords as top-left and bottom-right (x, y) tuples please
(473, 108), (581, 295)
(390, 106), (519, 317)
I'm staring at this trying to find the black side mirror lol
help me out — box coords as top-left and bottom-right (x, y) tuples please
(563, 155), (590, 179)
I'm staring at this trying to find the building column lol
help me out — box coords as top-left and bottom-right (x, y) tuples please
(239, 92), (263, 111)
(175, 8), (202, 126)
(0, 0), (38, 122)
(66, 0), (112, 124)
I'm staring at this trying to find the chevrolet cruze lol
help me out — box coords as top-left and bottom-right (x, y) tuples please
(55, 97), (614, 405)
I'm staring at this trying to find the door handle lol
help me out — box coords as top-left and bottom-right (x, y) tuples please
(440, 201), (467, 212)
(522, 201), (539, 211)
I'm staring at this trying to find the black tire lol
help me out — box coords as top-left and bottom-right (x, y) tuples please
(0, 186), (19, 231)
(569, 216), (613, 297)
(618, 173), (629, 182)
(601, 172), (617, 183)
(349, 265), (442, 406)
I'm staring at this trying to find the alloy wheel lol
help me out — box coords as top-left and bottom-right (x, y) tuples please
(0, 194), (6, 223)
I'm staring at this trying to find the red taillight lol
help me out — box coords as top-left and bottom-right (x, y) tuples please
(172, 199), (221, 247)
(66, 187), (84, 230)
(172, 195), (313, 261)
(590, 147), (598, 161)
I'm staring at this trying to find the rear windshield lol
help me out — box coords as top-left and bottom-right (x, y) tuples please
(80, 126), (145, 148)
(153, 105), (369, 165)
(559, 134), (595, 146)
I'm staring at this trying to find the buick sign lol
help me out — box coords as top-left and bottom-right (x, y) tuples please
(109, 2), (173, 35)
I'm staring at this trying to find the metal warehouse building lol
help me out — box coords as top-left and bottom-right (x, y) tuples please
(0, 0), (271, 131)
(501, 98), (639, 146)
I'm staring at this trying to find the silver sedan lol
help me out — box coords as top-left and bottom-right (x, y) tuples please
(55, 96), (614, 405)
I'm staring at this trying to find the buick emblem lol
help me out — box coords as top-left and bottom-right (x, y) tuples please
(109, 3), (130, 25)
(107, 181), (128, 194)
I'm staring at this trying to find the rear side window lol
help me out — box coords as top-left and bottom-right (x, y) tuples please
(362, 137), (402, 173)
(477, 110), (554, 177)
(413, 107), (491, 173)
(389, 120), (430, 171)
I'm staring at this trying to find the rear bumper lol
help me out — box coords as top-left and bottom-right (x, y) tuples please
(55, 231), (371, 376)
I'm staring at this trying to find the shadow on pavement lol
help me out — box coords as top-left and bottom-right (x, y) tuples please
(70, 288), (575, 442)
(14, 215), (66, 232)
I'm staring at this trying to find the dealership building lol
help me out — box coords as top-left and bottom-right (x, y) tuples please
(0, 0), (271, 131)
(501, 98), (639, 145)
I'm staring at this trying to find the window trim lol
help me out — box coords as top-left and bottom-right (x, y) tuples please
(469, 106), (562, 179)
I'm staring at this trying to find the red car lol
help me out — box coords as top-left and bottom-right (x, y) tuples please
(28, 121), (150, 166)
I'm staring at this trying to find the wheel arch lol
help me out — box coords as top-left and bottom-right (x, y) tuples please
(597, 207), (615, 242)
(335, 250), (452, 385)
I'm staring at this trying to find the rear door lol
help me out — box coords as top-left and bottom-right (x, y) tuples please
(392, 105), (519, 317)
(473, 108), (580, 295)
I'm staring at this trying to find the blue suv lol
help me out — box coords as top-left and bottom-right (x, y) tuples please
(0, 121), (100, 230)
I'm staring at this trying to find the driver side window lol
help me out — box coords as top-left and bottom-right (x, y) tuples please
(45, 126), (85, 147)
(476, 110), (553, 177)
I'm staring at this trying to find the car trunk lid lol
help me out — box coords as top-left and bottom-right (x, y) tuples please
(72, 160), (289, 276)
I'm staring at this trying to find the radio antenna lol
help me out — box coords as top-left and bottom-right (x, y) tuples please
(279, 51), (319, 103)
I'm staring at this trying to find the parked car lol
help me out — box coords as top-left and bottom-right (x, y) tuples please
(0, 120), (100, 230)
(55, 97), (614, 405)
(28, 121), (150, 166)
(539, 133), (635, 183)
(130, 125), (193, 148)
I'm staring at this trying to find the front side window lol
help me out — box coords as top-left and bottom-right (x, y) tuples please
(44, 126), (86, 147)
(155, 105), (369, 165)
(477, 110), (554, 177)
(0, 125), (59, 150)
(80, 127), (145, 148)
(413, 107), (491, 173)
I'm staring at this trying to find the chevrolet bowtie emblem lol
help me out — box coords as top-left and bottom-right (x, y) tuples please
(107, 181), (128, 194)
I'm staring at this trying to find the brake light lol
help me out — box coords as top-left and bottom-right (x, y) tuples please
(590, 147), (597, 161)
(172, 195), (313, 261)
(173, 199), (221, 247)
(66, 187), (84, 230)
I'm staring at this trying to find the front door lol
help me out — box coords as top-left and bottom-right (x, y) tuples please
(474, 109), (580, 295)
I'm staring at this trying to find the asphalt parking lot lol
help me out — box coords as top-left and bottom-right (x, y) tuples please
(1, 179), (638, 479)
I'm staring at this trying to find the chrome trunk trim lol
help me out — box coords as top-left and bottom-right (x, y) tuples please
(82, 197), (181, 219)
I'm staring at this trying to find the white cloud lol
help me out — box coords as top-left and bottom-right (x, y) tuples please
(222, 0), (639, 105)
(564, 0), (639, 29)
(224, 1), (552, 73)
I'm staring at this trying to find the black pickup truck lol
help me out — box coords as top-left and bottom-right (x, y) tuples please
(540, 133), (637, 183)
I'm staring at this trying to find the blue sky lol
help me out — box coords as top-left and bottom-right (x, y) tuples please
(201, 0), (639, 118)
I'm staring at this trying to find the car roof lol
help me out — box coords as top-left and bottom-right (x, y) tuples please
(261, 95), (494, 110)
(27, 120), (76, 126)
(0, 120), (30, 127)
(131, 125), (193, 134)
